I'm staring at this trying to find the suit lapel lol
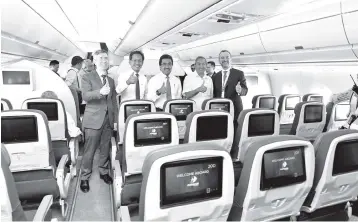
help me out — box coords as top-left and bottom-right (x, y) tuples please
(217, 72), (223, 93)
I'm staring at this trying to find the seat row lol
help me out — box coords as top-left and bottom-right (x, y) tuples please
(1, 97), (81, 219)
(111, 108), (358, 220)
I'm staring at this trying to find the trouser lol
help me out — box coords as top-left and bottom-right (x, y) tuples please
(81, 113), (112, 180)
(156, 108), (163, 112)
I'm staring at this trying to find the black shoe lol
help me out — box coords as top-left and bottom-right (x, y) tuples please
(100, 174), (113, 184)
(80, 180), (89, 193)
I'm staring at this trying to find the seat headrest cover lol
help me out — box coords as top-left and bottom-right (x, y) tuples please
(1, 144), (11, 166)
(184, 110), (231, 144)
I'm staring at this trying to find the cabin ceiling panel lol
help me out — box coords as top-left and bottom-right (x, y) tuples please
(341, 10), (358, 45)
(114, 0), (222, 56)
(260, 15), (348, 52)
(268, 46), (358, 63)
(149, 0), (286, 51)
(1, 0), (83, 59)
(175, 32), (266, 61)
(1, 36), (57, 60)
(341, 0), (358, 13)
(257, 0), (341, 32)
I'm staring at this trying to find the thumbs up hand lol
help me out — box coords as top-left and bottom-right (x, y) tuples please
(157, 82), (167, 95)
(236, 81), (242, 94)
(197, 82), (207, 93)
(126, 73), (138, 85)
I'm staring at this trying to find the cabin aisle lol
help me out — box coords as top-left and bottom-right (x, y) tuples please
(70, 149), (114, 221)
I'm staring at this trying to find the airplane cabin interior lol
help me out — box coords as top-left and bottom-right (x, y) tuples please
(1, 0), (358, 221)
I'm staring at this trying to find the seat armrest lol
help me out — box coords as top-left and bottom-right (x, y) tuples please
(68, 137), (79, 165)
(113, 160), (123, 208)
(56, 155), (71, 199)
(33, 195), (53, 221)
(119, 206), (131, 222)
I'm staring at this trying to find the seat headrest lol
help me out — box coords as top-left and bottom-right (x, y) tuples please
(123, 112), (179, 174)
(201, 98), (234, 118)
(184, 110), (234, 152)
(290, 102), (326, 138)
(235, 108), (280, 161)
(1, 110), (55, 171)
(1, 144), (11, 166)
(21, 97), (69, 140)
(303, 94), (323, 102)
(252, 94), (275, 109)
(117, 100), (156, 144)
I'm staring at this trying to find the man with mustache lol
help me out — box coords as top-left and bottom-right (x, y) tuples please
(183, 56), (213, 110)
(80, 49), (118, 193)
(116, 51), (147, 102)
(147, 54), (182, 111)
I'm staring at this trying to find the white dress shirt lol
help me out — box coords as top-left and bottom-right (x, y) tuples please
(65, 67), (80, 91)
(147, 72), (182, 109)
(116, 70), (147, 101)
(183, 72), (213, 110)
(221, 68), (231, 98)
(66, 111), (82, 137)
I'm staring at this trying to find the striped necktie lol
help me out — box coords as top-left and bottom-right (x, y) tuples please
(135, 73), (140, 100)
(166, 76), (172, 100)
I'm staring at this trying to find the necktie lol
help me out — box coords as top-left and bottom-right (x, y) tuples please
(135, 73), (140, 100)
(166, 76), (172, 100)
(222, 71), (228, 98)
(101, 75), (107, 86)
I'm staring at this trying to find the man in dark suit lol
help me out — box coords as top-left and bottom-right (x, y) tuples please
(212, 50), (248, 157)
(80, 49), (118, 192)
(206, 61), (217, 78)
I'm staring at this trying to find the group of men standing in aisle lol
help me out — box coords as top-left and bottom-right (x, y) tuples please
(51, 49), (248, 193)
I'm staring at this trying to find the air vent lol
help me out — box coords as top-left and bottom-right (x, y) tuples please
(240, 52), (245, 55)
(209, 12), (261, 24)
(295, 46), (304, 50)
(161, 42), (175, 45)
(179, 32), (203, 38)
(217, 19), (230, 23)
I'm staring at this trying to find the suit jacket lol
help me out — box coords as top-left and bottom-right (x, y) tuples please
(213, 68), (248, 121)
(81, 71), (118, 130)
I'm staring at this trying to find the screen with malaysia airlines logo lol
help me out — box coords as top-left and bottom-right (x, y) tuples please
(160, 157), (223, 207)
(261, 146), (306, 190)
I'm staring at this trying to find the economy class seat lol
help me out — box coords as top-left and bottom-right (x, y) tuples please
(22, 97), (79, 176)
(183, 110), (234, 153)
(1, 144), (54, 221)
(289, 101), (326, 142)
(202, 98), (234, 118)
(163, 99), (197, 142)
(303, 93), (323, 103)
(118, 143), (234, 221)
(323, 101), (350, 132)
(1, 110), (71, 217)
(252, 94), (277, 110)
(113, 112), (179, 211)
(278, 94), (301, 134)
(299, 129), (358, 221)
(228, 135), (315, 221)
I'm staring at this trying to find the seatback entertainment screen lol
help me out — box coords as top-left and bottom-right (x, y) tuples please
(261, 146), (306, 190)
(160, 157), (223, 207)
